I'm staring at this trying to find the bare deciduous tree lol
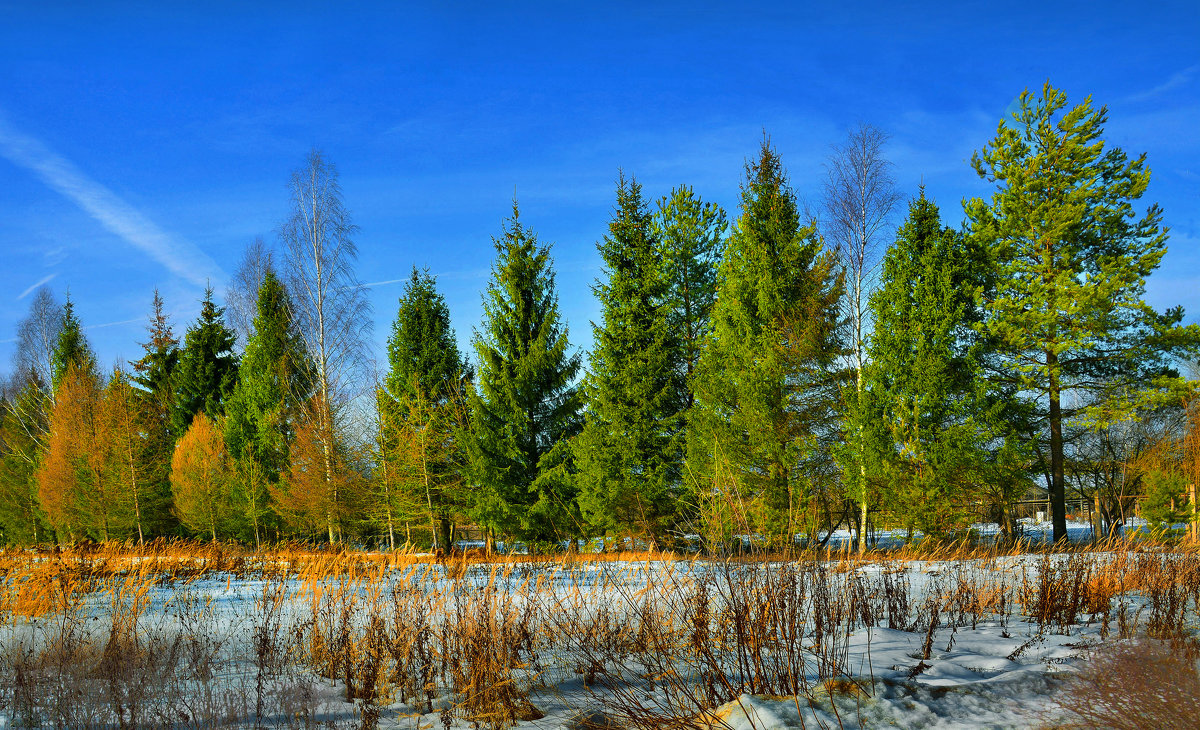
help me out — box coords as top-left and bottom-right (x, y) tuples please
(225, 237), (275, 351)
(279, 150), (370, 543)
(824, 123), (900, 552)
(13, 287), (62, 395)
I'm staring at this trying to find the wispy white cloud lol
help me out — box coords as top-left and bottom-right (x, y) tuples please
(1122, 65), (1199, 104)
(0, 112), (225, 287)
(357, 277), (409, 289)
(83, 316), (143, 332)
(17, 273), (57, 300)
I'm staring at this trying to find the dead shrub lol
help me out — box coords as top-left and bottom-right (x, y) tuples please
(1054, 637), (1200, 729)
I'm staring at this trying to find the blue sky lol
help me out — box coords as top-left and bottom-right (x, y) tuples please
(1, 1), (1197, 374)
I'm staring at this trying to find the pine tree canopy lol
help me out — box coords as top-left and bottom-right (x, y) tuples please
(865, 192), (1003, 536)
(576, 173), (684, 542)
(965, 81), (1200, 541)
(172, 287), (239, 436)
(385, 266), (471, 405)
(50, 295), (96, 390)
(653, 185), (726, 410)
(690, 138), (845, 544)
(470, 202), (582, 544)
(224, 271), (312, 479)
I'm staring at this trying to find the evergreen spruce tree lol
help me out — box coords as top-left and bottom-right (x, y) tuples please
(50, 295), (96, 390)
(130, 290), (182, 536)
(223, 271), (312, 545)
(689, 139), (845, 547)
(966, 82), (1200, 542)
(865, 193), (1020, 538)
(653, 185), (726, 412)
(172, 287), (238, 436)
(469, 203), (582, 546)
(381, 267), (471, 550)
(576, 174), (683, 545)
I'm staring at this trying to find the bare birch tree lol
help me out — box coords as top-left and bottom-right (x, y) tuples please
(14, 287), (62, 396)
(824, 123), (900, 552)
(225, 237), (275, 351)
(279, 150), (370, 543)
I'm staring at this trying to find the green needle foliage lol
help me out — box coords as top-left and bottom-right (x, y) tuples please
(966, 82), (1200, 542)
(223, 270), (313, 544)
(654, 184), (727, 412)
(172, 287), (239, 436)
(130, 290), (182, 536)
(689, 138), (846, 548)
(50, 295), (96, 391)
(381, 266), (472, 551)
(865, 192), (1025, 539)
(469, 203), (582, 547)
(576, 174), (684, 546)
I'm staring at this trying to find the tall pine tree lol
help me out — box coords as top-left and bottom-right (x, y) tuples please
(381, 267), (471, 550)
(469, 203), (582, 546)
(50, 295), (96, 391)
(576, 174), (683, 545)
(864, 192), (1024, 539)
(130, 290), (182, 536)
(653, 185), (726, 412)
(172, 287), (238, 436)
(966, 82), (1200, 542)
(223, 270), (312, 545)
(689, 139), (845, 547)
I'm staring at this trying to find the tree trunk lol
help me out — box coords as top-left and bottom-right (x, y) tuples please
(1047, 350), (1068, 542)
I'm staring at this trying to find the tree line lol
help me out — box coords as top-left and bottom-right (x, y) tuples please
(3, 83), (1198, 550)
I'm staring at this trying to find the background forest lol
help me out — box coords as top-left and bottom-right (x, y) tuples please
(3, 83), (1198, 551)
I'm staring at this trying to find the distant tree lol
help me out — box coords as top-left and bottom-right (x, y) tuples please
(172, 287), (238, 436)
(3, 290), (62, 539)
(170, 411), (233, 542)
(689, 138), (846, 547)
(576, 174), (683, 545)
(280, 150), (371, 544)
(653, 185), (726, 412)
(824, 123), (901, 551)
(50, 295), (96, 391)
(381, 267), (471, 550)
(370, 381), (424, 549)
(966, 82), (1200, 542)
(469, 203), (583, 546)
(272, 395), (361, 540)
(100, 369), (155, 543)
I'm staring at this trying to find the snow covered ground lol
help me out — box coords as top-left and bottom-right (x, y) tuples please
(1, 528), (1196, 729)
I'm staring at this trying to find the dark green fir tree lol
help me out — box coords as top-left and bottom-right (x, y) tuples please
(653, 184), (726, 412)
(128, 290), (183, 536)
(380, 266), (472, 550)
(50, 294), (97, 390)
(689, 139), (845, 547)
(469, 203), (583, 547)
(223, 271), (312, 544)
(865, 192), (1016, 538)
(172, 287), (238, 436)
(576, 174), (684, 545)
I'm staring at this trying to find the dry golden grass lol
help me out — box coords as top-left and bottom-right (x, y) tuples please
(2, 537), (1200, 728)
